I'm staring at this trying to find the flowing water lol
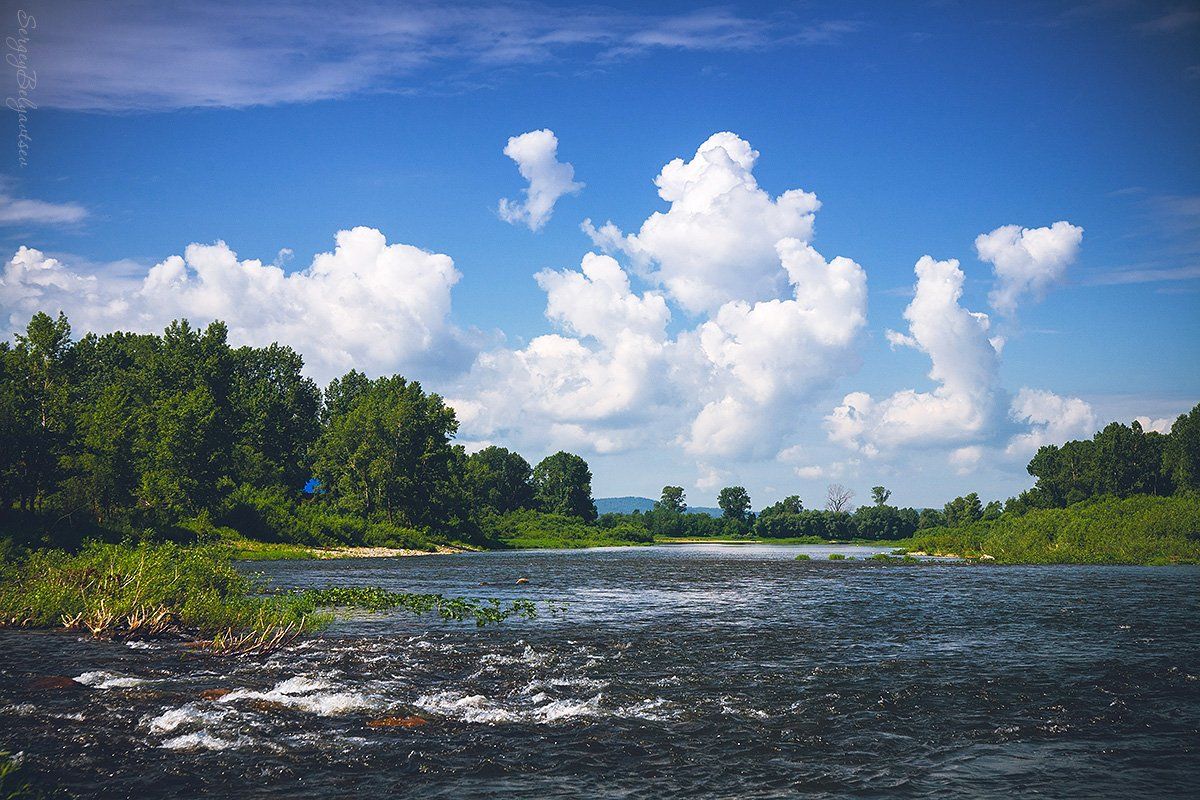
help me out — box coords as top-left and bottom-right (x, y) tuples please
(2, 543), (1199, 798)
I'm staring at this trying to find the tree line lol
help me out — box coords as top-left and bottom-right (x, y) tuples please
(606, 403), (1199, 543)
(0, 313), (597, 548)
(2, 312), (1196, 550)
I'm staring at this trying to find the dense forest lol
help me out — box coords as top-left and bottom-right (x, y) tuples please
(0, 313), (604, 551)
(1, 313), (1197, 557)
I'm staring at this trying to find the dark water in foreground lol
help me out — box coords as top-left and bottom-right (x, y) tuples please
(2, 544), (1199, 799)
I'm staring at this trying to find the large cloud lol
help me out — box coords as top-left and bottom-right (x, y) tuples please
(497, 129), (584, 231)
(682, 239), (866, 457)
(584, 131), (820, 314)
(0, 227), (471, 382)
(459, 133), (867, 462)
(828, 256), (1003, 453)
(1005, 388), (1097, 458)
(826, 241), (1095, 471)
(976, 221), (1083, 314)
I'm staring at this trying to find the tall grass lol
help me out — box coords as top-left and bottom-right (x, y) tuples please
(482, 509), (653, 549)
(911, 494), (1200, 564)
(0, 542), (539, 653)
(0, 542), (325, 649)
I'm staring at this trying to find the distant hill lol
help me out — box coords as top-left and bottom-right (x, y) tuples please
(595, 496), (723, 517)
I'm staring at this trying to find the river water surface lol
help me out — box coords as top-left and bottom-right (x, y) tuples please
(2, 543), (1199, 798)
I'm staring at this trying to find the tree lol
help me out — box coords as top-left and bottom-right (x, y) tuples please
(826, 484), (854, 513)
(311, 374), (463, 528)
(532, 451), (596, 521)
(870, 486), (892, 506)
(230, 343), (320, 490)
(1163, 404), (1200, 493)
(917, 507), (946, 529)
(852, 504), (918, 540)
(718, 486), (751, 523)
(944, 493), (983, 527)
(657, 485), (687, 514)
(466, 446), (535, 513)
(8, 312), (74, 510)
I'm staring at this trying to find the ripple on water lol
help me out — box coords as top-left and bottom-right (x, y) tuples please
(2, 546), (1199, 799)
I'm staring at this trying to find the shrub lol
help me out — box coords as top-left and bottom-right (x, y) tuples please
(911, 494), (1200, 564)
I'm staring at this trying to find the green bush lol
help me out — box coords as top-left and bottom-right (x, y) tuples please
(0, 541), (323, 635)
(911, 494), (1200, 564)
(480, 509), (652, 549)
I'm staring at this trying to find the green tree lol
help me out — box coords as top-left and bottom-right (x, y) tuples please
(1163, 404), (1200, 493)
(312, 374), (463, 528)
(8, 312), (74, 510)
(138, 385), (223, 512)
(466, 446), (535, 513)
(230, 343), (320, 490)
(917, 507), (946, 529)
(532, 451), (597, 521)
(944, 493), (983, 527)
(852, 504), (918, 540)
(870, 485), (892, 506)
(718, 486), (752, 523)
(982, 500), (1003, 521)
(657, 486), (687, 514)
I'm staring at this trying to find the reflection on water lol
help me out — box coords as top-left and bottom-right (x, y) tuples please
(2, 544), (1199, 799)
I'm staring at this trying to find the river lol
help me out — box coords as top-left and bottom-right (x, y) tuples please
(2, 543), (1199, 798)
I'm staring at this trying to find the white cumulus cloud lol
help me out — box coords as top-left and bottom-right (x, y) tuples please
(583, 131), (820, 314)
(1, 227), (471, 383)
(828, 256), (1003, 452)
(976, 221), (1083, 314)
(497, 129), (584, 231)
(457, 133), (868, 462)
(1005, 388), (1097, 458)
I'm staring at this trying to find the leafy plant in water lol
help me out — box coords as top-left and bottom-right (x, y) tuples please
(295, 586), (538, 626)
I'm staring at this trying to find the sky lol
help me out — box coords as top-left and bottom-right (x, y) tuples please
(0, 0), (1197, 509)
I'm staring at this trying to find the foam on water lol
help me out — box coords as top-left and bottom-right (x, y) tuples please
(147, 704), (230, 735)
(74, 671), (148, 689)
(218, 675), (376, 716)
(160, 731), (246, 751)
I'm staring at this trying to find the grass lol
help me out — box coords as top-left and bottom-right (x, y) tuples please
(911, 494), (1200, 565)
(0, 542), (539, 653)
(485, 510), (653, 549)
(219, 539), (319, 561)
(297, 587), (536, 627)
(0, 752), (53, 799)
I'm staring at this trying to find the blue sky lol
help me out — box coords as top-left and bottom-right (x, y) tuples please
(1, 0), (1197, 508)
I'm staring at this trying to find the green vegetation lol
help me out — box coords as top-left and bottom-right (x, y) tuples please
(912, 495), (1200, 564)
(828, 553), (846, 560)
(0, 542), (325, 652)
(793, 554), (811, 561)
(297, 587), (536, 626)
(0, 542), (541, 653)
(0, 313), (598, 555)
(0, 752), (52, 800)
(1, 312), (1197, 565)
(484, 509), (652, 549)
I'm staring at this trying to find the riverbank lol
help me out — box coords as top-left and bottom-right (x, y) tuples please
(223, 539), (473, 561)
(910, 495), (1200, 565)
(0, 542), (536, 654)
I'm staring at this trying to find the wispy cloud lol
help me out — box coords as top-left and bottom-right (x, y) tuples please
(31, 1), (860, 112)
(1087, 264), (1200, 285)
(1136, 5), (1200, 34)
(0, 181), (87, 225)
